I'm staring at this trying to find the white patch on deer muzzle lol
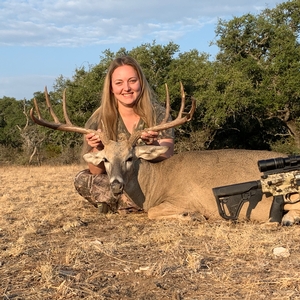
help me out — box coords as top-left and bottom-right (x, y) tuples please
(109, 175), (124, 185)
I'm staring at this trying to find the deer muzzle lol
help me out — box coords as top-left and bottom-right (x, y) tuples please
(110, 179), (124, 196)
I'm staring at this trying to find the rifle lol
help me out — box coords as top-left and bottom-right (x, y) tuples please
(213, 155), (300, 222)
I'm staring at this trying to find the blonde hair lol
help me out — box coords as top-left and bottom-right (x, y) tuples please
(83, 56), (157, 154)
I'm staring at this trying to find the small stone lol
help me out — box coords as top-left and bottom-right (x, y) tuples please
(273, 247), (290, 258)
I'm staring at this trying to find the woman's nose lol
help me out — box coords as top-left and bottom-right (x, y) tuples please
(123, 82), (131, 91)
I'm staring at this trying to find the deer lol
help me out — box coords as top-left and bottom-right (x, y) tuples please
(30, 84), (300, 225)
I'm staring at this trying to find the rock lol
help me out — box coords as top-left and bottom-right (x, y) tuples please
(273, 247), (290, 258)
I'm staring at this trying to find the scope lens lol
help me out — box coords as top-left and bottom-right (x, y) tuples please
(258, 155), (300, 172)
(258, 157), (285, 172)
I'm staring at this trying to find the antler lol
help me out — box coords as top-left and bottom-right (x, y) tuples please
(30, 87), (110, 145)
(129, 82), (196, 145)
(30, 83), (196, 147)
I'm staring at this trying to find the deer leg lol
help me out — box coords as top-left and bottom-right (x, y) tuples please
(147, 202), (206, 221)
(281, 200), (300, 225)
(282, 210), (300, 226)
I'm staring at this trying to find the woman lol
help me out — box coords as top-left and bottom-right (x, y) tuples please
(74, 56), (174, 213)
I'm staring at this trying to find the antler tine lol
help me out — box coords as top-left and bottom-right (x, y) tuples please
(160, 83), (171, 124)
(33, 97), (43, 120)
(30, 87), (95, 135)
(44, 86), (60, 124)
(147, 81), (196, 131)
(178, 81), (186, 118)
(62, 88), (72, 125)
(100, 120), (110, 145)
(128, 83), (172, 145)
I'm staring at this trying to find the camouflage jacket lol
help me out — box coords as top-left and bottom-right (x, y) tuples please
(117, 102), (174, 144)
(87, 102), (175, 145)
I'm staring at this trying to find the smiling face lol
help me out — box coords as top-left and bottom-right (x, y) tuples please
(111, 65), (142, 107)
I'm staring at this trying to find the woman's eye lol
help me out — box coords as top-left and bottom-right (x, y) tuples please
(129, 79), (137, 84)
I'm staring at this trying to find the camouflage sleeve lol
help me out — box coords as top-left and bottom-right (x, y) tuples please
(154, 103), (175, 139)
(85, 118), (99, 131)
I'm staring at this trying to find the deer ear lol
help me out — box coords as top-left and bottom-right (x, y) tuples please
(83, 151), (105, 166)
(135, 145), (169, 161)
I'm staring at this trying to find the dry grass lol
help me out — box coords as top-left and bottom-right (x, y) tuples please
(1, 165), (300, 299)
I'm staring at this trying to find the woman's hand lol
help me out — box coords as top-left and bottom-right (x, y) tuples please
(86, 131), (104, 150)
(85, 131), (106, 174)
(141, 130), (159, 145)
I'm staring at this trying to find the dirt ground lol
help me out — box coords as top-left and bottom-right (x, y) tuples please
(1, 165), (300, 300)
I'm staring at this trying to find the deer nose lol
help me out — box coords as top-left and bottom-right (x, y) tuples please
(110, 180), (124, 195)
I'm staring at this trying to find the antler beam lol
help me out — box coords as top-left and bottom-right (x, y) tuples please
(30, 83), (196, 147)
(129, 82), (196, 145)
(147, 82), (196, 131)
(30, 87), (95, 135)
(30, 87), (111, 145)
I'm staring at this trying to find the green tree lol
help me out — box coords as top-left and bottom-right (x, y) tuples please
(206, 0), (300, 151)
(128, 41), (180, 93)
(164, 50), (214, 150)
(0, 96), (26, 148)
(26, 0), (300, 159)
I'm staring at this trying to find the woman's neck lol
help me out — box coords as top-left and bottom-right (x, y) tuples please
(118, 106), (140, 134)
(118, 105), (136, 118)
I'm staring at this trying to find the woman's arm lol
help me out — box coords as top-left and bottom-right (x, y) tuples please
(154, 138), (174, 161)
(141, 130), (174, 162)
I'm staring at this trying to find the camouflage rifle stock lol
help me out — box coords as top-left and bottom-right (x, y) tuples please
(213, 155), (300, 222)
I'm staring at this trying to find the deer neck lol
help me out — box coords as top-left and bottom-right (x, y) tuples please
(122, 159), (146, 208)
(123, 159), (162, 210)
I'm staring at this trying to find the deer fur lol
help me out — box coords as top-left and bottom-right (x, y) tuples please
(83, 142), (300, 225)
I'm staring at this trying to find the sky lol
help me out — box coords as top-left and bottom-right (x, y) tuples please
(0, 0), (282, 100)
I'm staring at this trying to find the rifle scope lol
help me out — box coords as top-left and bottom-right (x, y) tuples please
(258, 155), (300, 173)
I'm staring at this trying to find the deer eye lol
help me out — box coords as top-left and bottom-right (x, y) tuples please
(126, 156), (133, 163)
